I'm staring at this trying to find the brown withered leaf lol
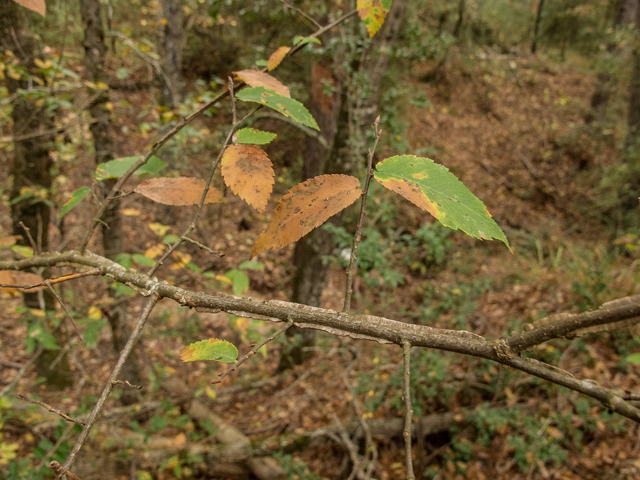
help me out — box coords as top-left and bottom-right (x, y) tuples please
(267, 46), (291, 71)
(13, 0), (46, 17)
(233, 70), (290, 98)
(134, 177), (224, 206)
(251, 174), (362, 258)
(221, 145), (274, 213)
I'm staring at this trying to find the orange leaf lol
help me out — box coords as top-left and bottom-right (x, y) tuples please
(233, 70), (290, 98)
(13, 0), (46, 17)
(221, 145), (274, 213)
(267, 46), (291, 71)
(134, 177), (224, 206)
(251, 175), (362, 258)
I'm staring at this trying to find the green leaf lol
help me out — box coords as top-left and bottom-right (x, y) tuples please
(135, 156), (168, 176)
(239, 261), (265, 270)
(59, 187), (90, 219)
(627, 353), (640, 364)
(293, 36), (321, 46)
(234, 128), (277, 145)
(236, 87), (319, 131)
(132, 254), (156, 267)
(114, 253), (133, 269)
(225, 269), (249, 296)
(374, 155), (511, 251)
(96, 156), (141, 181)
(11, 245), (33, 258)
(255, 59), (269, 67)
(180, 339), (238, 363)
(95, 156), (167, 181)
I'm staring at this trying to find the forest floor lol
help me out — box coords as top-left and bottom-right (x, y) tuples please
(1, 47), (640, 480)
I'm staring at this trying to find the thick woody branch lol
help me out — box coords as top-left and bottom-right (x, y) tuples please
(2, 251), (640, 423)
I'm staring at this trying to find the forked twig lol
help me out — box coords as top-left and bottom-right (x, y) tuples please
(19, 221), (38, 253)
(62, 294), (160, 472)
(212, 319), (295, 384)
(16, 393), (85, 426)
(343, 116), (382, 313)
(182, 236), (224, 257)
(402, 342), (415, 480)
(49, 461), (84, 480)
(111, 380), (143, 390)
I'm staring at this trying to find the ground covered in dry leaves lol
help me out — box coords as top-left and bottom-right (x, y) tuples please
(1, 48), (640, 480)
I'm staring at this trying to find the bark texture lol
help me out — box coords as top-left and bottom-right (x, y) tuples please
(79, 0), (143, 404)
(1, 0), (72, 389)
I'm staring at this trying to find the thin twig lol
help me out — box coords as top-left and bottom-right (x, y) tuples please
(182, 235), (224, 257)
(49, 461), (84, 480)
(0, 268), (102, 291)
(0, 347), (43, 398)
(148, 106), (258, 277)
(228, 76), (236, 126)
(45, 279), (85, 348)
(212, 319), (294, 384)
(62, 294), (160, 472)
(343, 116), (382, 313)
(279, 0), (322, 29)
(402, 342), (415, 480)
(19, 222), (38, 253)
(16, 393), (86, 426)
(111, 380), (143, 390)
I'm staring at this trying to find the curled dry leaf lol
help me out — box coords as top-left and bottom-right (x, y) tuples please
(134, 177), (224, 206)
(233, 69), (290, 98)
(267, 46), (291, 71)
(251, 174), (362, 258)
(221, 145), (274, 213)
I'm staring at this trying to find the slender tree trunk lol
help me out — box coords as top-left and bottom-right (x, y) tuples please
(452, 0), (466, 38)
(1, 0), (73, 389)
(532, 0), (545, 54)
(79, 0), (143, 404)
(161, 0), (184, 108)
(279, 1), (407, 369)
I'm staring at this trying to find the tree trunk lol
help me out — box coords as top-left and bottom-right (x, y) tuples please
(279, 1), (407, 369)
(452, 0), (466, 38)
(1, 0), (73, 389)
(532, 0), (545, 54)
(79, 0), (143, 404)
(161, 0), (184, 108)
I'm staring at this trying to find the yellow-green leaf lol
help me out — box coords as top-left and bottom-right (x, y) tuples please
(357, 0), (392, 38)
(180, 339), (238, 363)
(374, 155), (511, 251)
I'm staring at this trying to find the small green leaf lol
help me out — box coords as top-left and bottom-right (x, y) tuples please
(236, 87), (319, 131)
(293, 36), (321, 46)
(95, 156), (167, 181)
(11, 245), (33, 258)
(96, 156), (141, 181)
(255, 59), (269, 67)
(180, 339), (238, 363)
(114, 253), (133, 269)
(234, 128), (277, 145)
(132, 254), (156, 267)
(135, 156), (168, 176)
(627, 353), (640, 364)
(225, 269), (249, 296)
(374, 155), (510, 251)
(239, 261), (265, 270)
(59, 187), (90, 219)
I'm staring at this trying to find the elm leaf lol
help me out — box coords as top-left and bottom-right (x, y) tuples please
(180, 339), (238, 363)
(59, 187), (90, 219)
(374, 155), (511, 251)
(237, 87), (319, 131)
